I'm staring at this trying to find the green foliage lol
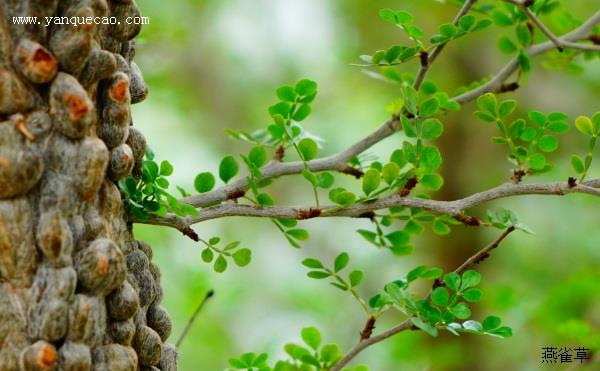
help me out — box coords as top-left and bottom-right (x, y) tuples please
(475, 93), (570, 174)
(571, 113), (600, 181)
(119, 152), (198, 221)
(302, 252), (368, 313)
(200, 238), (252, 273)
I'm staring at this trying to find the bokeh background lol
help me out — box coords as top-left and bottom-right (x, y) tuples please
(131, 1), (600, 370)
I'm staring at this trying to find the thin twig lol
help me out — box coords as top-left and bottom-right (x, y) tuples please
(413, 0), (478, 90)
(453, 226), (516, 275)
(332, 228), (516, 371)
(504, 0), (565, 51)
(454, 9), (600, 103)
(175, 290), (215, 348)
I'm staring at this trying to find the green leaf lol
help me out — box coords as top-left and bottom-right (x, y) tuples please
(155, 177), (169, 189)
(516, 23), (532, 47)
(473, 19), (493, 32)
(458, 15), (476, 30)
(214, 255), (227, 273)
(477, 93), (497, 116)
(201, 248), (214, 263)
(302, 258), (324, 269)
(449, 302), (471, 319)
(232, 248), (252, 267)
(287, 229), (309, 241)
(508, 119), (526, 138)
(520, 127), (537, 141)
(461, 288), (482, 302)
(362, 168), (381, 195)
(440, 23), (458, 39)
(488, 326), (513, 338)
(219, 155), (239, 183)
(298, 138), (318, 161)
(491, 10), (513, 26)
(320, 344), (341, 364)
(269, 102), (292, 118)
(390, 149), (407, 168)
(194, 172), (215, 193)
(518, 51), (531, 73)
(381, 162), (400, 185)
(295, 79), (318, 96)
(301, 327), (321, 350)
(528, 111), (547, 125)
(332, 190), (356, 206)
(401, 116), (417, 138)
(307, 271), (330, 279)
(276, 85), (297, 102)
(482, 315), (502, 331)
(379, 8), (413, 24)
(460, 270), (481, 290)
(575, 116), (595, 136)
(498, 36), (517, 54)
(432, 220), (451, 235)
(444, 272), (461, 291)
(571, 155), (585, 173)
(420, 173), (444, 191)
(334, 252), (350, 272)
(159, 160), (173, 176)
(529, 153), (546, 170)
(349, 270), (364, 287)
(385, 230), (410, 246)
(316, 172), (335, 188)
(143, 160), (159, 181)
(419, 98), (439, 117)
(410, 317), (438, 337)
(249, 146), (268, 167)
(293, 104), (312, 122)
(538, 135), (558, 152)
(403, 86), (419, 115)
(421, 118), (444, 140)
(431, 287), (450, 306)
(302, 168), (317, 186)
(498, 100), (517, 118)
(390, 244), (415, 256)
(257, 193), (274, 205)
(421, 146), (442, 170)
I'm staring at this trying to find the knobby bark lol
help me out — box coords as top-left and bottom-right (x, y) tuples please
(0, 1), (176, 370)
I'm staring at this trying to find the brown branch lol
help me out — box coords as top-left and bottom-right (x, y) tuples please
(453, 226), (516, 275)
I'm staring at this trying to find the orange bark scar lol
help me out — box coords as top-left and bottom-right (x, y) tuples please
(110, 79), (129, 103)
(98, 255), (108, 274)
(38, 344), (57, 367)
(65, 93), (89, 121)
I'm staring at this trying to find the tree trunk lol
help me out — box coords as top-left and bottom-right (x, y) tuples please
(0, 1), (176, 370)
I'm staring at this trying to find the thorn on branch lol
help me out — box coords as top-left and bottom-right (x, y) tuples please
(523, 0), (534, 7)
(297, 208), (321, 220)
(342, 166), (364, 179)
(181, 226), (199, 242)
(590, 35), (600, 45)
(358, 211), (376, 220)
(419, 51), (429, 68)
(499, 82), (520, 93)
(399, 176), (418, 197)
(453, 213), (481, 226)
(512, 169), (526, 183)
(274, 145), (285, 162)
(360, 316), (376, 340)
(227, 189), (245, 200)
(568, 177), (577, 188)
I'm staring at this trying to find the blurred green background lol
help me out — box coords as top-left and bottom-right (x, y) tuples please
(131, 1), (600, 370)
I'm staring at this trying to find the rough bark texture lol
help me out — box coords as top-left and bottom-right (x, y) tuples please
(0, 1), (177, 370)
